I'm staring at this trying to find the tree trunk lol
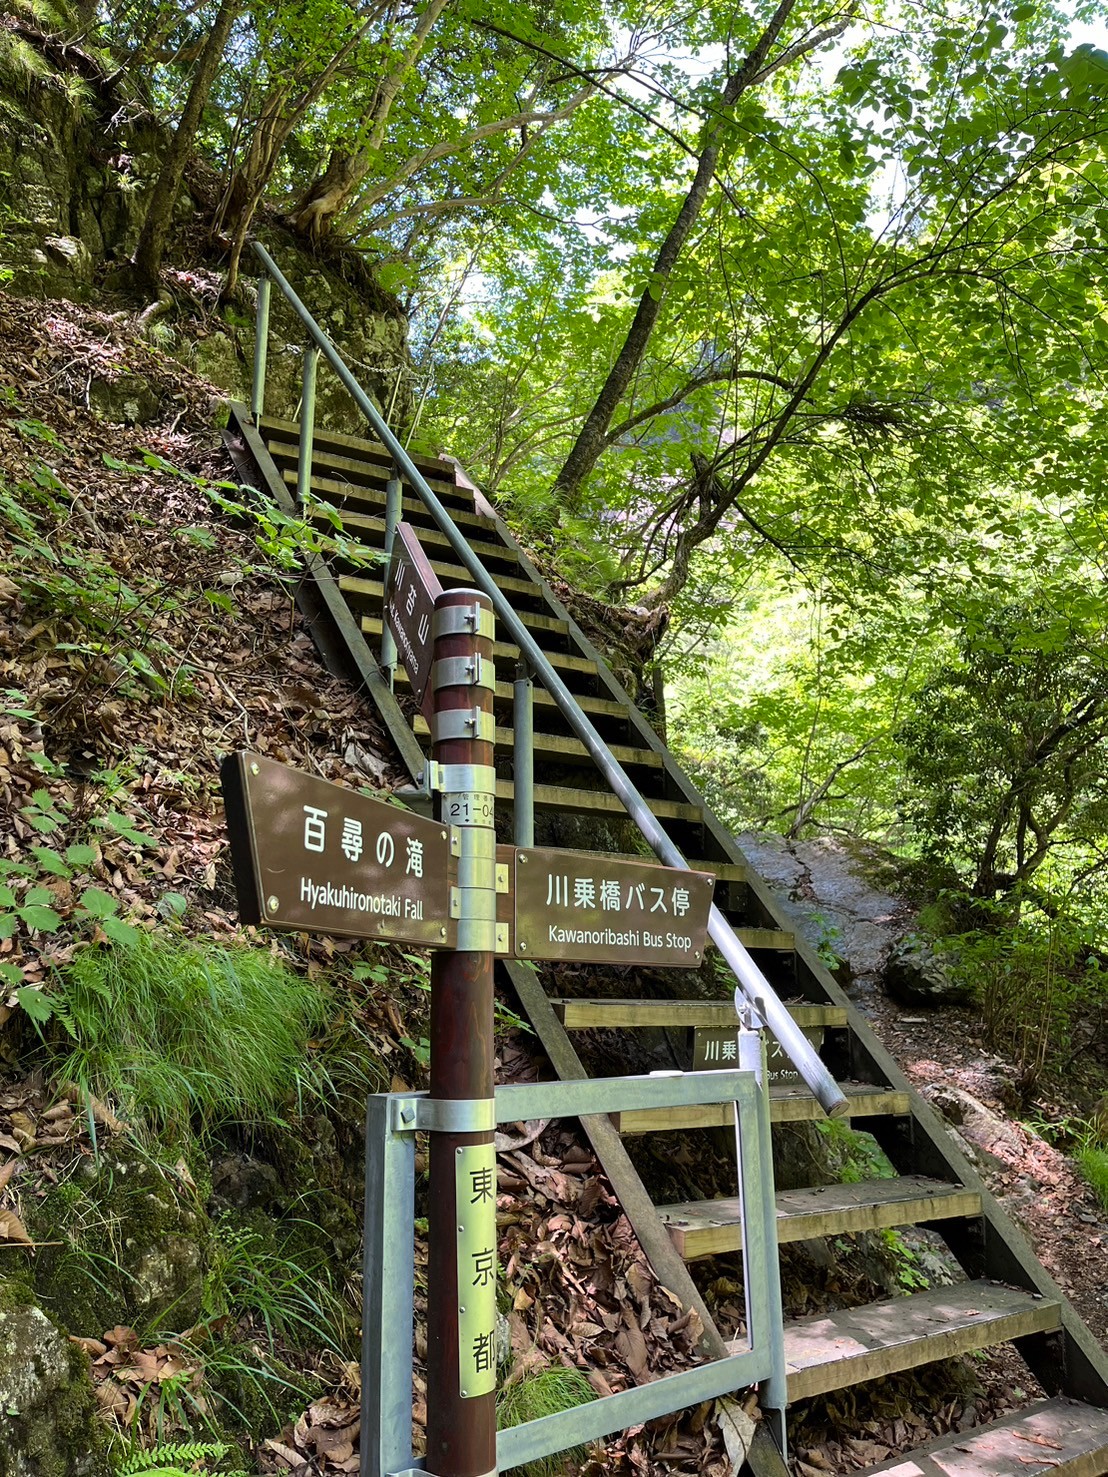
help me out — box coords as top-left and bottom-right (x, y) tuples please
(549, 0), (806, 509)
(132, 0), (239, 290)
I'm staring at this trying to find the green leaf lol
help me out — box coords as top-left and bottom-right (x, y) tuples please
(158, 892), (188, 917)
(65, 843), (98, 867)
(0, 917), (17, 941)
(0, 886), (15, 908)
(13, 986), (52, 1023)
(17, 904), (62, 932)
(0, 963), (24, 988)
(30, 846), (71, 878)
(76, 887), (118, 919)
(98, 915), (140, 945)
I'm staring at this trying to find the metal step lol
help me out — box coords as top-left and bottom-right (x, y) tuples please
(613, 1081), (911, 1134)
(412, 717), (664, 770)
(315, 504), (520, 571)
(857, 1397), (1108, 1476)
(284, 468), (496, 533)
(550, 998), (838, 1029)
(757, 1280), (1062, 1403)
(493, 777), (702, 824)
(360, 614), (596, 676)
(260, 415), (457, 482)
(659, 1175), (982, 1259)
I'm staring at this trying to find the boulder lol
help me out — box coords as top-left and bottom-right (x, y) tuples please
(884, 934), (971, 1006)
(0, 1285), (110, 1476)
(27, 1150), (210, 1335)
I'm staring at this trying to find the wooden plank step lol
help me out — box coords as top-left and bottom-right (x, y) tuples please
(754, 1280), (1061, 1403)
(551, 999), (844, 1029)
(267, 438), (471, 506)
(856, 1397), (1108, 1476)
(361, 615), (596, 676)
(260, 415), (456, 480)
(659, 1176), (982, 1259)
(284, 469), (496, 532)
(613, 1082), (911, 1134)
(317, 506), (519, 570)
(412, 718), (664, 769)
(493, 778), (702, 823)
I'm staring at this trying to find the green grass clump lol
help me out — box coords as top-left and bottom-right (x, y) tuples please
(1076, 1144), (1108, 1212)
(497, 1366), (597, 1477)
(52, 934), (329, 1134)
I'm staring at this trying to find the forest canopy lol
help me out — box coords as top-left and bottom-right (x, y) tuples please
(11, 0), (1108, 916)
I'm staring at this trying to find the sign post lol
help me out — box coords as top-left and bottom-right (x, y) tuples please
(425, 586), (498, 1477)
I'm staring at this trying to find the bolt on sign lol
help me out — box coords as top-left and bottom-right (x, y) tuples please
(384, 520), (443, 718)
(693, 1025), (823, 1081)
(221, 752), (455, 947)
(512, 848), (714, 966)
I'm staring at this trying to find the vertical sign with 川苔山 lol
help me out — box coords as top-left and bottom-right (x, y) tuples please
(220, 751), (455, 947)
(384, 521), (443, 717)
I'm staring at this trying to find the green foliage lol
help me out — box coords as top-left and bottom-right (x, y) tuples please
(876, 1229), (929, 1293)
(202, 1214), (351, 1354)
(47, 935), (330, 1134)
(816, 1119), (896, 1185)
(1076, 1145), (1108, 1213)
(897, 598), (1108, 900)
(115, 1440), (239, 1476)
(497, 1366), (597, 1476)
(946, 905), (1095, 1085)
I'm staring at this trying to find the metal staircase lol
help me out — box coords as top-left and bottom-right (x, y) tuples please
(224, 250), (1108, 1477)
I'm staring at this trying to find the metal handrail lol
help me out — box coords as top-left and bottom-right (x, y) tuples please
(250, 241), (847, 1118)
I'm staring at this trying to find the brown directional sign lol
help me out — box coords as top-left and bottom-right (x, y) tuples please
(692, 1025), (823, 1083)
(384, 521), (443, 717)
(221, 752), (455, 947)
(511, 848), (713, 967)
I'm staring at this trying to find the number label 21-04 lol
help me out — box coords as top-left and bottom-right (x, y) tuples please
(443, 791), (495, 826)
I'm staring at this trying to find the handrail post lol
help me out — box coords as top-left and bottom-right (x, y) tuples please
(513, 662), (534, 847)
(251, 273), (271, 421)
(296, 346), (319, 506)
(740, 1005), (787, 1456)
(379, 466), (403, 683)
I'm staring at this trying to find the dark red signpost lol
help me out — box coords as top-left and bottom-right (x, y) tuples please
(424, 586), (498, 1477)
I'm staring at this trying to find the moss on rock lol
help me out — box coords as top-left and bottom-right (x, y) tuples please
(26, 1150), (211, 1337)
(0, 1284), (110, 1476)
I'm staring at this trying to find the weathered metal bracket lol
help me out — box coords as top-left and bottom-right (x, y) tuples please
(390, 1094), (497, 1135)
(432, 603), (496, 640)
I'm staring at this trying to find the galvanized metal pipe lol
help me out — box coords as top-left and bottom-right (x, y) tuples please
(380, 469), (403, 682)
(740, 1022), (787, 1451)
(513, 665), (535, 848)
(250, 242), (847, 1119)
(296, 346), (319, 506)
(251, 273), (271, 421)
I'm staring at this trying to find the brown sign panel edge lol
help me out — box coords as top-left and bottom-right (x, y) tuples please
(385, 521), (445, 719)
(220, 751), (457, 947)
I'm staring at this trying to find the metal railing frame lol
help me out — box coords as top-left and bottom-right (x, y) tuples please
(249, 240), (847, 1119)
(364, 1055), (787, 1477)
